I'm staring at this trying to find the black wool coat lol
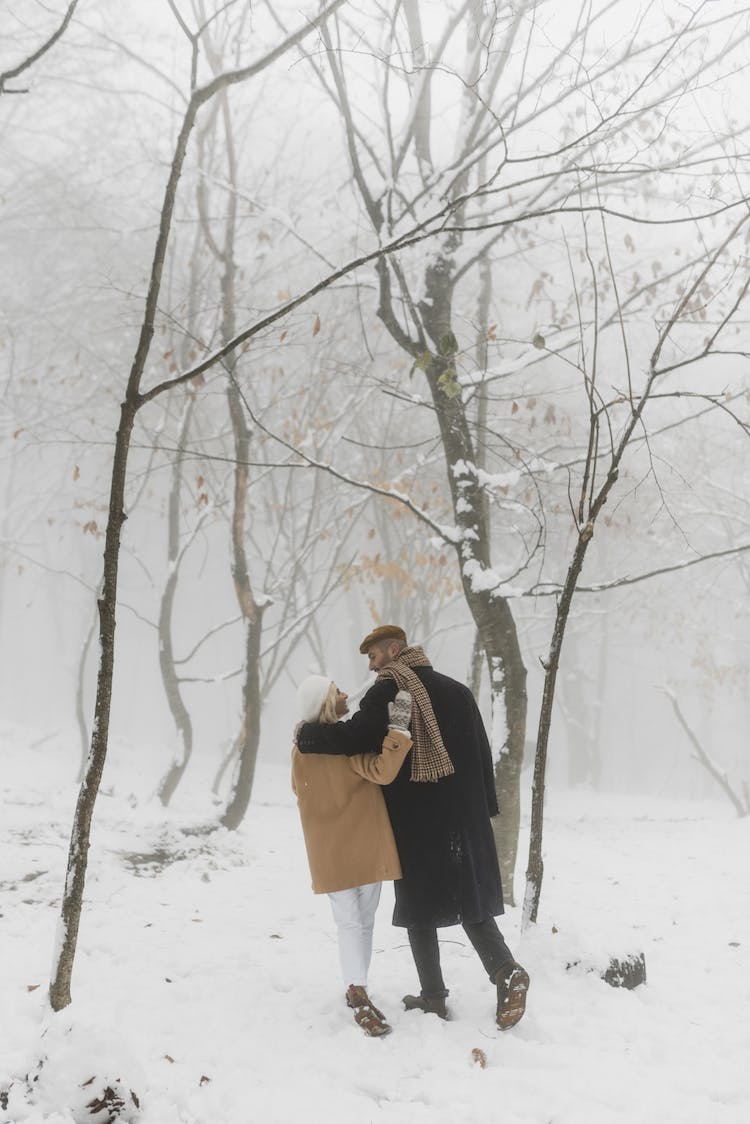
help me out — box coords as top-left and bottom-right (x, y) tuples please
(295, 667), (504, 928)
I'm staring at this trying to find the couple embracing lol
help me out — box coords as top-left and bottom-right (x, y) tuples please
(291, 625), (530, 1037)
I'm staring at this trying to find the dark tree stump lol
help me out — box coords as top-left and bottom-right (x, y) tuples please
(567, 951), (647, 990)
(602, 952), (647, 989)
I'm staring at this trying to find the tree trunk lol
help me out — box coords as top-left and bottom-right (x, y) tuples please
(402, 0), (432, 171)
(480, 599), (527, 907)
(156, 151), (206, 805)
(47, 0), (358, 1011)
(50, 398), (137, 1011)
(218, 374), (267, 829)
(156, 573), (195, 805)
(220, 611), (264, 829)
(75, 601), (98, 783)
(215, 88), (266, 829)
(318, 2), (531, 902)
(468, 628), (483, 699)
(523, 521), (594, 928)
(49, 82), (204, 1010)
(157, 398), (196, 806)
(418, 248), (527, 904)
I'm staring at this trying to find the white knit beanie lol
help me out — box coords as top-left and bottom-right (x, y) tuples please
(296, 675), (333, 722)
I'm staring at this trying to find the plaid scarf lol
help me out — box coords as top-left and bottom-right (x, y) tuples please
(377, 646), (454, 782)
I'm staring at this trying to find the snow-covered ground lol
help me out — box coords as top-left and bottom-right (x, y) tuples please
(2, 725), (749, 1124)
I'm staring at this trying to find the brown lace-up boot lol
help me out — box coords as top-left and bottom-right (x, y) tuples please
(495, 961), (530, 1030)
(346, 985), (392, 1037)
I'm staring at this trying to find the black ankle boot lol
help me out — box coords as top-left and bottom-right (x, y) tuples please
(402, 993), (448, 1019)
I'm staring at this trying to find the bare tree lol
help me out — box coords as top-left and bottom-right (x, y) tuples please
(269, 0), (750, 900)
(282, 0), (539, 900)
(523, 209), (750, 926)
(49, 0), (349, 1013)
(51, 0), (505, 1006)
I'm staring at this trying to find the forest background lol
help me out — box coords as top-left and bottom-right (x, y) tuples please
(2, 0), (749, 942)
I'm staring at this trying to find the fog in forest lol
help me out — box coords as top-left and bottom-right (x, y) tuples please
(2, 0), (748, 817)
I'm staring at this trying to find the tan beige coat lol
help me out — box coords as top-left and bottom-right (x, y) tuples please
(291, 729), (411, 894)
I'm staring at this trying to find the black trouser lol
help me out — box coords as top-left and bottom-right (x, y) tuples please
(407, 919), (514, 998)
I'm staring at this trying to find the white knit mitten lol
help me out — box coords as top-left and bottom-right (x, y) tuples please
(387, 690), (412, 732)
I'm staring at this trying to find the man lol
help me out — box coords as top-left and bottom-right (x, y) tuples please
(295, 624), (530, 1029)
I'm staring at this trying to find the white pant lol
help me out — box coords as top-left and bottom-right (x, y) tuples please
(327, 882), (382, 988)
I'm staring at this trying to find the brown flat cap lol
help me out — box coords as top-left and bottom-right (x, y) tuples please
(359, 624), (407, 654)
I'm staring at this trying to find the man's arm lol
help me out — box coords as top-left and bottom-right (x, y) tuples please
(295, 678), (396, 757)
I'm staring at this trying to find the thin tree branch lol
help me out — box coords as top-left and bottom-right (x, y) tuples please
(227, 373), (455, 543)
(529, 541), (750, 597)
(0, 0), (80, 94)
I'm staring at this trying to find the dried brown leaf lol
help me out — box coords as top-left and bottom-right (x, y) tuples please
(471, 1047), (487, 1068)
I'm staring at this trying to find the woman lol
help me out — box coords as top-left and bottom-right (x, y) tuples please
(292, 674), (412, 1037)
